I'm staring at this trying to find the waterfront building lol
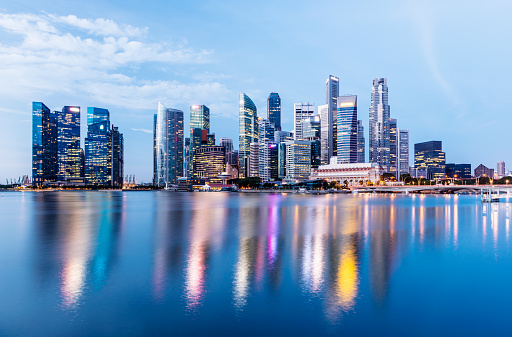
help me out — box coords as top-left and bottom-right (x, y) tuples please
(326, 75), (339, 158)
(58, 106), (82, 181)
(84, 107), (111, 185)
(284, 140), (311, 183)
(239, 93), (258, 178)
(274, 130), (294, 144)
(153, 115), (158, 184)
(318, 104), (330, 164)
(195, 146), (226, 181)
(267, 92), (281, 131)
(190, 105), (210, 132)
(357, 120), (365, 163)
(445, 163), (471, 179)
(474, 164), (494, 178)
(337, 95), (358, 164)
(497, 161), (506, 178)
(294, 103), (315, 140)
(410, 168), (428, 179)
(110, 126), (124, 187)
(310, 139), (321, 169)
(258, 118), (277, 181)
(278, 142), (287, 180)
(310, 162), (382, 185)
(189, 128), (211, 177)
(32, 102), (58, 187)
(249, 142), (260, 178)
(389, 118), (397, 177)
(184, 137), (190, 178)
(397, 129), (409, 178)
(414, 141), (446, 179)
(369, 78), (390, 172)
(154, 103), (184, 186)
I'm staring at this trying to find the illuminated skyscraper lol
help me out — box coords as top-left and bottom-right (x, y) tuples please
(318, 104), (330, 164)
(369, 78), (390, 171)
(110, 126), (124, 188)
(239, 93), (258, 178)
(58, 106), (82, 180)
(154, 102), (184, 186)
(397, 129), (409, 178)
(414, 141), (445, 179)
(85, 107), (111, 185)
(337, 95), (358, 164)
(284, 140), (311, 182)
(190, 105), (210, 132)
(357, 120), (365, 163)
(267, 92), (281, 131)
(32, 102), (58, 187)
(294, 102), (314, 140)
(302, 115), (321, 169)
(258, 118), (277, 181)
(389, 118), (397, 177)
(326, 75), (339, 157)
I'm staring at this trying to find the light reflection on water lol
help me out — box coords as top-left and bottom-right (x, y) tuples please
(2, 192), (512, 335)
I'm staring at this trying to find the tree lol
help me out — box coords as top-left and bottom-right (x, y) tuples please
(329, 181), (337, 189)
(380, 172), (397, 182)
(343, 179), (348, 187)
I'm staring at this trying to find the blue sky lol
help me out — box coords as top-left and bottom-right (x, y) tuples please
(0, 0), (511, 183)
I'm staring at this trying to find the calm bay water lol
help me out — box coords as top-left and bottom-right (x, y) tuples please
(1, 191), (512, 336)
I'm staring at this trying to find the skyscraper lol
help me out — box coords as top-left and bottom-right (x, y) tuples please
(318, 104), (330, 164)
(326, 75), (339, 157)
(111, 126), (124, 188)
(284, 140), (311, 182)
(58, 106), (82, 181)
(497, 161), (505, 178)
(267, 92), (281, 131)
(258, 118), (277, 181)
(294, 102), (314, 140)
(397, 129), (409, 178)
(302, 115), (321, 169)
(32, 102), (58, 187)
(239, 93), (258, 178)
(337, 95), (358, 164)
(414, 141), (446, 179)
(154, 102), (184, 186)
(190, 105), (210, 132)
(389, 118), (397, 177)
(85, 107), (111, 185)
(369, 78), (390, 171)
(357, 120), (365, 163)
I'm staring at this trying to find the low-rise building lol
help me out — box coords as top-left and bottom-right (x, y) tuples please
(310, 162), (382, 185)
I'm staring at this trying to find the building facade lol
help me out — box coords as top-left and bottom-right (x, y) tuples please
(445, 163), (471, 179)
(389, 118), (397, 177)
(310, 162), (382, 185)
(369, 78), (390, 172)
(294, 103), (315, 140)
(267, 92), (281, 131)
(326, 75), (339, 158)
(154, 103), (184, 186)
(239, 93), (258, 178)
(497, 161), (506, 178)
(58, 106), (82, 181)
(397, 128), (409, 178)
(474, 164), (494, 178)
(190, 105), (210, 132)
(110, 126), (124, 187)
(284, 140), (311, 182)
(32, 102), (58, 187)
(337, 95), (358, 164)
(195, 146), (226, 181)
(85, 107), (111, 185)
(414, 141), (446, 179)
(318, 104), (330, 165)
(249, 142), (260, 178)
(357, 120), (365, 163)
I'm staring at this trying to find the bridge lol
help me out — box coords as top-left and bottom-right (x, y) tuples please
(350, 185), (512, 195)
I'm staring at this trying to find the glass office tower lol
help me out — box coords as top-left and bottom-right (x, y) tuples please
(294, 102), (315, 140)
(239, 93), (258, 178)
(85, 107), (111, 185)
(369, 78), (390, 171)
(58, 106), (82, 180)
(357, 120), (365, 163)
(337, 95), (358, 164)
(190, 105), (210, 132)
(326, 75), (339, 157)
(414, 141), (446, 179)
(32, 102), (58, 187)
(398, 128), (409, 177)
(154, 102), (184, 186)
(111, 126), (124, 188)
(267, 92), (281, 131)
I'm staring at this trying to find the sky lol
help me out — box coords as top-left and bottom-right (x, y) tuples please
(0, 0), (511, 183)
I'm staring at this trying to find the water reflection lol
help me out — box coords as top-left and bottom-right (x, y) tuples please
(19, 192), (512, 334)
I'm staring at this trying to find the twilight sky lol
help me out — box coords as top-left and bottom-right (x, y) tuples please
(0, 0), (511, 183)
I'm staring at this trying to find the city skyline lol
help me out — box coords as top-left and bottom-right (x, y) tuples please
(1, 1), (512, 182)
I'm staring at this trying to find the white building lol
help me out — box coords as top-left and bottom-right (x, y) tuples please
(369, 78), (390, 172)
(310, 162), (382, 185)
(284, 140), (311, 183)
(497, 161), (506, 178)
(294, 103), (315, 141)
(248, 142), (259, 178)
(357, 120), (365, 163)
(397, 128), (409, 178)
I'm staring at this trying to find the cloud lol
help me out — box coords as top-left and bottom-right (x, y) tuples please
(0, 12), (235, 116)
(132, 128), (153, 134)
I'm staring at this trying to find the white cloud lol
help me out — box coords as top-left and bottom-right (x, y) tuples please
(0, 12), (235, 116)
(132, 128), (153, 134)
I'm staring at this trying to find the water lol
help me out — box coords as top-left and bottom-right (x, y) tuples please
(1, 191), (512, 336)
